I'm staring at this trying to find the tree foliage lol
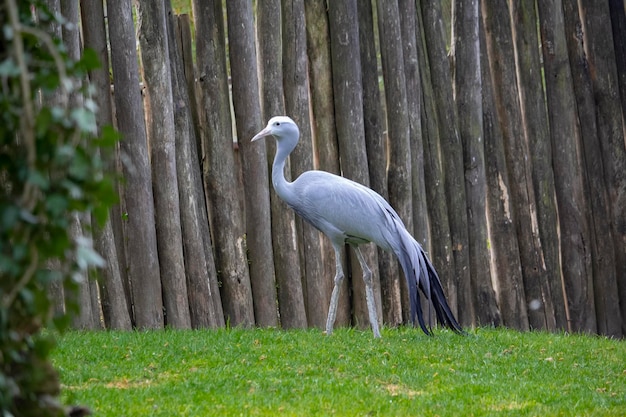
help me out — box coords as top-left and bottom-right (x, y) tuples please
(0, 1), (117, 414)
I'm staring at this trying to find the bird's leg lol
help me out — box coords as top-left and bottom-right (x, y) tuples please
(325, 244), (344, 336)
(353, 246), (381, 338)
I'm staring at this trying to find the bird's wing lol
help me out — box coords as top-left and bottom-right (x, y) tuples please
(288, 171), (404, 249)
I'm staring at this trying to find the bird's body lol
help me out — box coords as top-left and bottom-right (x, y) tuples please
(253, 116), (462, 337)
(286, 170), (394, 248)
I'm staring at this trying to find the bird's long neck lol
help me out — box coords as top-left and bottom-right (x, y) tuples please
(271, 138), (298, 206)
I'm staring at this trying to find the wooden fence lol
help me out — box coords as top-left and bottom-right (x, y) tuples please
(57, 0), (625, 336)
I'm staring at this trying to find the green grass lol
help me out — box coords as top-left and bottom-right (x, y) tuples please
(52, 327), (626, 416)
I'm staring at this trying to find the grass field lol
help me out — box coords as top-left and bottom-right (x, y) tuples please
(52, 327), (625, 416)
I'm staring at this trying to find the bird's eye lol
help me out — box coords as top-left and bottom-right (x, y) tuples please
(275, 122), (280, 126)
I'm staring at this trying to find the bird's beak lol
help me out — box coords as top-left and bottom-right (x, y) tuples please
(251, 126), (272, 142)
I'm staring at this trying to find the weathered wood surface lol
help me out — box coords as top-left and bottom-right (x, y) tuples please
(68, 1), (624, 336)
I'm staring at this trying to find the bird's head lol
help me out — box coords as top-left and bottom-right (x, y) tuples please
(251, 116), (300, 143)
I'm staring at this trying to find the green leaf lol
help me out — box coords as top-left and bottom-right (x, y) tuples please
(68, 151), (90, 180)
(92, 204), (109, 227)
(45, 193), (68, 217)
(35, 107), (52, 135)
(32, 334), (56, 357)
(52, 314), (72, 331)
(84, 97), (98, 114)
(0, 254), (18, 277)
(75, 235), (105, 270)
(50, 105), (65, 121)
(19, 287), (34, 308)
(35, 268), (61, 286)
(12, 243), (27, 262)
(71, 107), (97, 135)
(27, 170), (50, 190)
(0, 58), (20, 77)
(0, 204), (20, 231)
(61, 179), (83, 199)
(77, 48), (101, 72)
(3, 24), (14, 40)
(96, 178), (118, 205)
(96, 125), (121, 148)
(56, 144), (75, 161)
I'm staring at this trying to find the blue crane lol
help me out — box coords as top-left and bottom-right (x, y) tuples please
(252, 116), (463, 337)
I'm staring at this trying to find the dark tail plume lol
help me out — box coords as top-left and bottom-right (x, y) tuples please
(395, 230), (463, 335)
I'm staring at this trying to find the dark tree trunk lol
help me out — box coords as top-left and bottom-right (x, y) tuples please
(420, 0), (470, 321)
(329, 0), (382, 330)
(561, 1), (604, 333)
(482, 0), (555, 331)
(165, 2), (223, 329)
(88, 271), (103, 329)
(136, 0), (191, 329)
(282, 0), (318, 329)
(609, 0), (626, 126)
(107, 0), (163, 329)
(609, 4), (626, 332)
(399, 0), (428, 324)
(453, 0), (497, 327)
(93, 219), (130, 330)
(415, 2), (455, 318)
(537, 0), (594, 335)
(227, 0), (279, 328)
(510, 0), (567, 331)
(398, 0), (429, 249)
(194, 0), (255, 327)
(170, 17), (223, 324)
(480, 14), (529, 331)
(80, 0), (132, 330)
(258, 0), (307, 329)
(303, 0), (335, 328)
(376, 0), (413, 325)
(174, 14), (202, 166)
(305, 0), (339, 177)
(578, 0), (625, 337)
(359, 0), (401, 326)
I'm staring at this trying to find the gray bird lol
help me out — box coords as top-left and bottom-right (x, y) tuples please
(252, 116), (462, 337)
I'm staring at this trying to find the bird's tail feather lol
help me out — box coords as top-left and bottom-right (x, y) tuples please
(395, 229), (463, 335)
